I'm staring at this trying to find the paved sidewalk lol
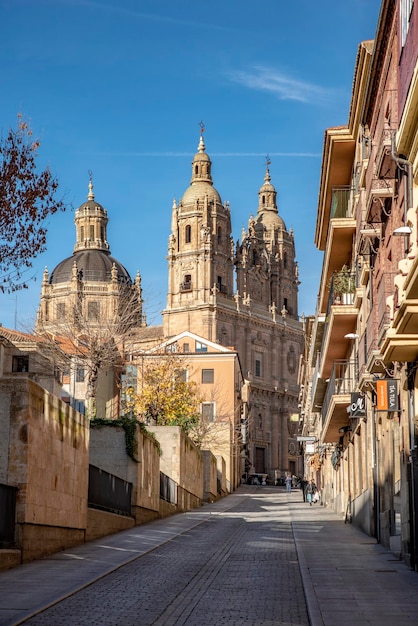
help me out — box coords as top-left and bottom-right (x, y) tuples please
(287, 490), (418, 625)
(0, 486), (417, 625)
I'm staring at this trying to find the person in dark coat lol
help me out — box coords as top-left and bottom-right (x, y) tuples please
(299, 477), (308, 502)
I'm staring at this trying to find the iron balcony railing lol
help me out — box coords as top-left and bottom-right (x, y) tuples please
(330, 186), (355, 220)
(322, 359), (357, 426)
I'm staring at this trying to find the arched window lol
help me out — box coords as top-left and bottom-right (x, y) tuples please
(283, 252), (288, 268)
(80, 226), (84, 241)
(262, 195), (265, 205)
(185, 225), (191, 243)
(217, 226), (222, 244)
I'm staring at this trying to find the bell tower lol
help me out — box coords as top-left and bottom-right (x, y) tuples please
(163, 130), (234, 338)
(236, 161), (299, 318)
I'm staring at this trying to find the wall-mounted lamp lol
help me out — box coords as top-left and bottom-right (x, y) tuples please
(344, 333), (359, 339)
(393, 226), (412, 236)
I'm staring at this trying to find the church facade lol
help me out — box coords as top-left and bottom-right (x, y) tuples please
(162, 132), (304, 480)
(36, 133), (304, 482)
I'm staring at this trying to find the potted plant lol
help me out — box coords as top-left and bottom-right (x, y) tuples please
(333, 265), (355, 304)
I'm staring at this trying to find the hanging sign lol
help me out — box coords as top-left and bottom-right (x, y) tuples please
(347, 393), (366, 418)
(376, 379), (399, 412)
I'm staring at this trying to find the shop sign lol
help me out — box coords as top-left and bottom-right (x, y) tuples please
(347, 393), (366, 418)
(376, 379), (399, 412)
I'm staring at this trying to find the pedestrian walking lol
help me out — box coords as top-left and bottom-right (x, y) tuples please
(299, 477), (307, 502)
(306, 479), (317, 505)
(285, 473), (292, 493)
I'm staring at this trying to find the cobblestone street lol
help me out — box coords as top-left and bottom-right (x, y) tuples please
(3, 486), (418, 626)
(23, 489), (308, 625)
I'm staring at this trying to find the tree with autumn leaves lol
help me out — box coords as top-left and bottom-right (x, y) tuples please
(123, 353), (201, 434)
(0, 114), (66, 292)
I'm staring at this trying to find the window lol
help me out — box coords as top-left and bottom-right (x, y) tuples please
(12, 355), (29, 372)
(217, 226), (222, 244)
(217, 276), (226, 294)
(181, 274), (192, 291)
(90, 225), (94, 240)
(183, 343), (190, 353)
(196, 341), (208, 353)
(57, 302), (66, 321)
(74, 399), (85, 415)
(202, 368), (214, 384)
(401, 0), (414, 46)
(201, 402), (215, 421)
(255, 352), (262, 377)
(175, 368), (188, 383)
(76, 368), (85, 383)
(88, 301), (100, 321)
(185, 225), (191, 243)
(80, 226), (85, 241)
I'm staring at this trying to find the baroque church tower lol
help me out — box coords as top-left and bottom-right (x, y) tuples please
(163, 132), (304, 480)
(37, 177), (144, 333)
(164, 131), (234, 340)
(36, 177), (144, 418)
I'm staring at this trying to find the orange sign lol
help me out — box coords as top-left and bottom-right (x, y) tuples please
(376, 379), (398, 411)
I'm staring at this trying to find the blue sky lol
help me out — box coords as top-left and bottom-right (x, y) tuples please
(1, 0), (382, 330)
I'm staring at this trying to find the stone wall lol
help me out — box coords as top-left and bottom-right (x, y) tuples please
(0, 377), (90, 562)
(89, 422), (160, 525)
(86, 508), (135, 542)
(151, 426), (203, 506)
(201, 450), (218, 502)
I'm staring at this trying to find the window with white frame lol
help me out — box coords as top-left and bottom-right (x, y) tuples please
(196, 341), (208, 353)
(401, 0), (414, 46)
(76, 367), (85, 383)
(201, 402), (216, 421)
(175, 368), (188, 383)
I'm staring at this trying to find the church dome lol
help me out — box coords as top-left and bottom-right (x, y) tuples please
(255, 208), (286, 231)
(180, 133), (222, 207)
(49, 250), (132, 284)
(181, 181), (222, 206)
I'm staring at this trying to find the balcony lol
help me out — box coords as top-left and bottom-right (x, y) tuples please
(379, 267), (418, 363)
(311, 351), (328, 410)
(381, 299), (418, 363)
(318, 187), (356, 313)
(321, 360), (356, 443)
(319, 272), (357, 379)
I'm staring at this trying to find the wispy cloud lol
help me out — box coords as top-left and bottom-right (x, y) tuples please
(65, 0), (231, 31)
(77, 151), (320, 158)
(228, 65), (335, 105)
